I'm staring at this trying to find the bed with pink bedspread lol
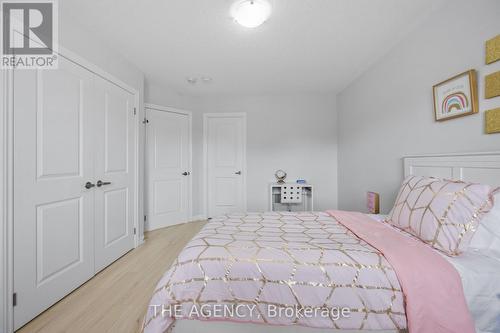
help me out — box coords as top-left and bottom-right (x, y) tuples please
(142, 211), (474, 333)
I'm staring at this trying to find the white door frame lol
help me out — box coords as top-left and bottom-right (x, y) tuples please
(0, 46), (142, 333)
(1, 66), (14, 333)
(203, 113), (247, 218)
(145, 104), (193, 228)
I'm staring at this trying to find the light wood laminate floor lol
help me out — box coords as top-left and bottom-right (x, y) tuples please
(17, 221), (206, 333)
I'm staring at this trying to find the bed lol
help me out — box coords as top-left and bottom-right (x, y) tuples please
(142, 152), (500, 333)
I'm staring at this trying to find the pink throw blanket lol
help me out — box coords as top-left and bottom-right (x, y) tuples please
(326, 210), (475, 333)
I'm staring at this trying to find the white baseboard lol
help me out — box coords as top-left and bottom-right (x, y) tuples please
(144, 215), (207, 233)
(190, 214), (207, 221)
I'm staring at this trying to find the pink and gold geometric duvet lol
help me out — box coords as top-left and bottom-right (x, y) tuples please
(142, 212), (406, 332)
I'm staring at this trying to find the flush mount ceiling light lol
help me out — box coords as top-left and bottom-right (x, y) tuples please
(231, 0), (272, 28)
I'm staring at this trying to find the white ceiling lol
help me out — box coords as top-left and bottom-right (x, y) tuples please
(61, 0), (447, 96)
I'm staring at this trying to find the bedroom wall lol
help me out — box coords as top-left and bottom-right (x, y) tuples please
(59, 15), (145, 99)
(145, 90), (338, 217)
(193, 93), (338, 215)
(337, 0), (500, 213)
(145, 80), (201, 111)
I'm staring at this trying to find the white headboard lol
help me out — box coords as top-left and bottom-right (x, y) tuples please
(404, 152), (500, 188)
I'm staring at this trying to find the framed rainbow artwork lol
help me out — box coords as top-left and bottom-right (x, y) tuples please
(433, 70), (478, 121)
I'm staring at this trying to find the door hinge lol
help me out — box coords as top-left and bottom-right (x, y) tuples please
(133, 107), (137, 115)
(133, 227), (136, 235)
(13, 293), (17, 307)
(144, 215), (147, 222)
(142, 118), (149, 124)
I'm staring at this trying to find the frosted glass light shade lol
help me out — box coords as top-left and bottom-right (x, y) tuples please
(232, 0), (272, 28)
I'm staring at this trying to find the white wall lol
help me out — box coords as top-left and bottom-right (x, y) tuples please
(145, 80), (201, 111)
(145, 91), (338, 218)
(59, 15), (145, 94)
(195, 94), (338, 216)
(337, 0), (500, 213)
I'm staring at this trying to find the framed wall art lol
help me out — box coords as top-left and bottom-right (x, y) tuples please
(486, 34), (500, 64)
(485, 108), (500, 134)
(433, 70), (478, 121)
(485, 71), (500, 99)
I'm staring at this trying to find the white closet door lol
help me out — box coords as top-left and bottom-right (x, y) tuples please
(206, 114), (246, 218)
(13, 58), (95, 329)
(93, 76), (135, 272)
(146, 108), (190, 230)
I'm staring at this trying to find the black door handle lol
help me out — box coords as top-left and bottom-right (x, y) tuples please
(96, 180), (111, 187)
(235, 171), (242, 175)
(182, 172), (188, 176)
(85, 182), (95, 189)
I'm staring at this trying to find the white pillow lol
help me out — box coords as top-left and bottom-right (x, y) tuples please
(469, 193), (500, 258)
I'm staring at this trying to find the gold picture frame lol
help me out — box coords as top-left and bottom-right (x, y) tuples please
(485, 71), (500, 99)
(433, 70), (478, 121)
(486, 34), (500, 65)
(485, 108), (500, 134)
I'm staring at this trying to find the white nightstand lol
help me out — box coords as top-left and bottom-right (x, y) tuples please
(269, 183), (314, 212)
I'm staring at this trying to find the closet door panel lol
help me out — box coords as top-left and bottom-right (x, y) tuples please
(146, 109), (190, 230)
(13, 57), (95, 330)
(104, 91), (128, 173)
(94, 76), (135, 272)
(38, 68), (81, 178)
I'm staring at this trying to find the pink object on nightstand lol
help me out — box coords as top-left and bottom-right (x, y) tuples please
(367, 191), (380, 214)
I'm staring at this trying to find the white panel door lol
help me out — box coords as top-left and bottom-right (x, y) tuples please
(13, 57), (95, 329)
(146, 108), (190, 230)
(206, 114), (246, 218)
(93, 77), (136, 272)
